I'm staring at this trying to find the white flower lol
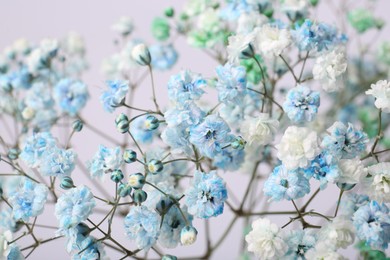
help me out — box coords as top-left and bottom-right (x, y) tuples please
(245, 218), (288, 259)
(305, 241), (347, 260)
(237, 12), (265, 35)
(40, 38), (59, 57)
(282, 0), (308, 16)
(226, 33), (255, 64)
(63, 32), (85, 55)
(112, 16), (134, 36)
(365, 80), (390, 113)
(363, 162), (390, 203)
(131, 43), (151, 66)
(26, 49), (44, 75)
(254, 24), (291, 57)
(276, 126), (320, 170)
(197, 8), (221, 33)
(12, 38), (31, 55)
(0, 231), (12, 257)
(313, 47), (347, 92)
(336, 157), (367, 185)
(318, 216), (355, 249)
(241, 113), (279, 146)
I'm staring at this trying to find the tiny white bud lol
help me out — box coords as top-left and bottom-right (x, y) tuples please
(131, 43), (151, 66)
(22, 107), (35, 120)
(180, 226), (198, 246)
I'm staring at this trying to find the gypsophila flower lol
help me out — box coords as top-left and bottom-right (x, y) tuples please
(55, 185), (96, 231)
(276, 126), (320, 170)
(365, 80), (390, 113)
(8, 178), (49, 222)
(226, 33), (255, 64)
(20, 132), (56, 167)
(340, 192), (370, 217)
(245, 218), (288, 259)
(54, 78), (89, 116)
(254, 24), (291, 57)
(318, 216), (355, 249)
(100, 80), (129, 113)
(240, 113), (279, 147)
(4, 244), (24, 260)
(130, 115), (158, 144)
(212, 146), (245, 171)
(87, 145), (122, 180)
(282, 0), (308, 21)
(336, 157), (367, 186)
(216, 63), (247, 105)
(303, 152), (340, 189)
(305, 242), (347, 260)
(283, 229), (317, 259)
(71, 236), (108, 260)
(167, 70), (206, 103)
(363, 162), (390, 203)
(150, 44), (178, 70)
(283, 85), (320, 123)
(124, 206), (160, 250)
(185, 170), (227, 219)
(352, 200), (390, 250)
(112, 16), (134, 36)
(264, 165), (310, 201)
(39, 146), (76, 177)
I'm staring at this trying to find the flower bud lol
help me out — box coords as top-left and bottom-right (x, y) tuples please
(147, 159), (164, 174)
(231, 136), (247, 150)
(239, 43), (255, 60)
(128, 172), (145, 189)
(60, 176), (75, 190)
(132, 43), (151, 66)
(111, 169), (124, 183)
(123, 149), (137, 163)
(72, 119), (83, 132)
(21, 107), (35, 120)
(164, 7), (175, 18)
(132, 189), (147, 204)
(180, 226), (198, 246)
(144, 115), (159, 130)
(118, 183), (132, 197)
(7, 148), (20, 160)
(155, 196), (174, 216)
(115, 113), (130, 134)
(337, 182), (356, 191)
(162, 255), (177, 260)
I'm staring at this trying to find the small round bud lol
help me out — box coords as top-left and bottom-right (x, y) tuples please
(147, 159), (164, 174)
(115, 113), (130, 134)
(180, 226), (198, 246)
(7, 148), (20, 160)
(111, 169), (124, 183)
(128, 173), (145, 189)
(118, 183), (132, 197)
(123, 149), (137, 163)
(131, 43), (151, 66)
(336, 182), (356, 191)
(21, 107), (35, 120)
(239, 43), (255, 60)
(132, 189), (147, 204)
(263, 8), (274, 18)
(60, 176), (75, 190)
(144, 115), (159, 130)
(309, 0), (319, 6)
(155, 196), (174, 216)
(164, 7), (174, 17)
(162, 255), (177, 260)
(72, 119), (83, 132)
(231, 136), (247, 150)
(180, 13), (189, 21)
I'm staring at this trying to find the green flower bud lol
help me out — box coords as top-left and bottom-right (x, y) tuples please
(60, 176), (75, 190)
(309, 0), (319, 6)
(72, 119), (83, 132)
(128, 173), (145, 189)
(336, 182), (356, 191)
(147, 159), (164, 174)
(123, 149), (137, 163)
(118, 183), (132, 197)
(144, 115), (159, 130)
(115, 113), (130, 134)
(132, 189), (147, 204)
(111, 169), (124, 183)
(164, 7), (174, 18)
(152, 17), (170, 41)
(7, 148), (20, 160)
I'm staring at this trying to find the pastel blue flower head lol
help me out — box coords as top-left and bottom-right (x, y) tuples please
(100, 80), (129, 113)
(55, 185), (96, 231)
(283, 85), (320, 123)
(212, 146), (245, 171)
(216, 63), (247, 105)
(25, 82), (54, 110)
(124, 206), (160, 251)
(263, 165), (310, 201)
(39, 146), (76, 177)
(20, 132), (56, 167)
(167, 70), (206, 103)
(303, 152), (340, 189)
(150, 44), (178, 71)
(164, 101), (205, 128)
(5, 245), (24, 260)
(184, 170), (227, 219)
(189, 114), (232, 158)
(8, 178), (49, 222)
(54, 78), (89, 116)
(71, 236), (107, 260)
(9, 67), (32, 90)
(340, 192), (370, 216)
(87, 145), (123, 179)
(161, 126), (193, 156)
(353, 201), (390, 250)
(130, 115), (158, 144)
(284, 229), (317, 259)
(321, 121), (368, 159)
(220, 0), (254, 20)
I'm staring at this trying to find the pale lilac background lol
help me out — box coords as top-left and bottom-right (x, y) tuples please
(0, 1), (389, 259)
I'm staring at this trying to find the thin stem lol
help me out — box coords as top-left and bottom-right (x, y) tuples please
(148, 65), (160, 113)
(334, 189), (344, 217)
(279, 54), (298, 82)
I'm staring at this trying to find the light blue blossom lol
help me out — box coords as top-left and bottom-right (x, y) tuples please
(321, 122), (368, 159)
(8, 178), (49, 222)
(340, 193), (370, 216)
(216, 63), (247, 105)
(71, 236), (107, 260)
(263, 165), (310, 201)
(164, 101), (205, 127)
(150, 44), (178, 70)
(303, 152), (340, 189)
(352, 201), (390, 250)
(167, 70), (206, 103)
(283, 229), (317, 259)
(220, 0), (254, 20)
(9, 67), (32, 90)
(212, 146), (245, 171)
(100, 80), (129, 113)
(161, 126), (193, 156)
(124, 206), (160, 250)
(283, 85), (320, 123)
(189, 114), (231, 158)
(0, 208), (18, 232)
(184, 170), (227, 219)
(55, 185), (96, 231)
(39, 147), (76, 177)
(5, 244), (24, 260)
(20, 132), (56, 167)
(87, 145), (123, 179)
(30, 109), (57, 131)
(54, 78), (89, 116)
(25, 82), (54, 110)
(130, 115), (158, 144)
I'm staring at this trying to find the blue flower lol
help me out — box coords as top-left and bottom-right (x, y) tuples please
(284, 229), (317, 259)
(39, 147), (76, 177)
(54, 78), (89, 116)
(212, 146), (245, 171)
(263, 165), (310, 201)
(0, 208), (18, 232)
(9, 67), (32, 90)
(164, 101), (205, 127)
(5, 245), (24, 260)
(283, 85), (320, 123)
(161, 126), (193, 156)
(71, 236), (107, 260)
(303, 152), (340, 189)
(150, 44), (178, 70)
(184, 170), (227, 219)
(189, 114), (231, 158)
(353, 201), (390, 250)
(340, 193), (370, 216)
(220, 0), (254, 20)
(87, 145), (123, 179)
(100, 80), (129, 113)
(25, 82), (54, 110)
(321, 122), (368, 159)
(20, 132), (56, 167)
(8, 178), (49, 222)
(130, 115), (158, 144)
(216, 63), (247, 105)
(124, 206), (160, 250)
(167, 70), (206, 103)
(55, 186), (96, 231)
